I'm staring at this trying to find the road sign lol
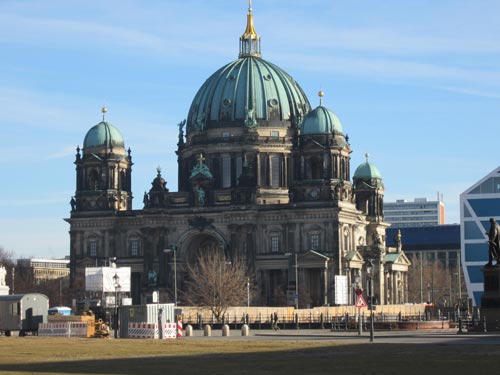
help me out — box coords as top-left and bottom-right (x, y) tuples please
(355, 288), (363, 296)
(355, 294), (367, 308)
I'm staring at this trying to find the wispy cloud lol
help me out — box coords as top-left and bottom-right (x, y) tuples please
(0, 14), (163, 50)
(0, 87), (88, 131)
(0, 12), (234, 61)
(265, 24), (500, 56)
(47, 145), (77, 160)
(271, 52), (500, 90)
(0, 192), (72, 207)
(429, 85), (500, 99)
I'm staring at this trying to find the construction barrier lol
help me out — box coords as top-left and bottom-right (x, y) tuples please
(177, 316), (183, 338)
(39, 323), (70, 337)
(127, 322), (179, 339)
(163, 323), (177, 338)
(127, 323), (159, 339)
(38, 322), (91, 338)
(69, 322), (89, 338)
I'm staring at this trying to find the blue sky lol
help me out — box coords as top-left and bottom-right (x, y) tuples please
(1, 0), (499, 259)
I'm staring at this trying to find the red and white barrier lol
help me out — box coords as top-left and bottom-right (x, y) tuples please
(69, 322), (88, 338)
(177, 319), (183, 338)
(163, 323), (177, 339)
(38, 322), (89, 338)
(39, 322), (70, 337)
(127, 322), (159, 339)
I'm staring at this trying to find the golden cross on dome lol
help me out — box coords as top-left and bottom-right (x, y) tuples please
(101, 105), (107, 121)
(318, 89), (324, 106)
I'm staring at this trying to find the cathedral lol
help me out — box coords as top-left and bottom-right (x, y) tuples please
(66, 4), (410, 307)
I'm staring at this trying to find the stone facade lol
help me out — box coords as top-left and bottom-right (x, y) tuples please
(65, 4), (410, 307)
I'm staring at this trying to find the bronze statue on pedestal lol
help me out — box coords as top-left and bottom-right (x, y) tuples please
(486, 218), (500, 266)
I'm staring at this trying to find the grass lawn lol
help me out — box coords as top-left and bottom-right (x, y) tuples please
(0, 336), (497, 375)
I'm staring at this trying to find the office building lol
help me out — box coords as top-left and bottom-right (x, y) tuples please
(384, 197), (445, 227)
(460, 166), (500, 306)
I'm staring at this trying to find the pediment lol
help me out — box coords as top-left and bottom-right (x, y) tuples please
(345, 250), (364, 263)
(78, 257), (98, 268)
(297, 250), (329, 268)
(302, 140), (326, 151)
(384, 251), (411, 268)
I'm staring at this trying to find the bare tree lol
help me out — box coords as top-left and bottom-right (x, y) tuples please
(183, 251), (251, 321)
(0, 246), (14, 266)
(407, 256), (464, 308)
(0, 246), (15, 291)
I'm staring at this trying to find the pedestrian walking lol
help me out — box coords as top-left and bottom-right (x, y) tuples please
(272, 312), (279, 331)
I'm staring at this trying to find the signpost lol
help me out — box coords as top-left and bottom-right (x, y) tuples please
(355, 294), (367, 308)
(355, 289), (366, 336)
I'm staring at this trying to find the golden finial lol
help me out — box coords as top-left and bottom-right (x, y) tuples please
(365, 153), (370, 162)
(242, 4), (258, 38)
(239, 0), (261, 57)
(318, 89), (324, 106)
(101, 106), (107, 121)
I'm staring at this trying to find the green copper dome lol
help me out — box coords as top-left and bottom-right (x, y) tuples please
(186, 56), (310, 132)
(83, 121), (125, 151)
(301, 105), (343, 135)
(353, 161), (382, 180)
(186, 5), (310, 133)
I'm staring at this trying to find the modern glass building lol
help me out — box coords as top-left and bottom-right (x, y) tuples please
(460, 166), (500, 306)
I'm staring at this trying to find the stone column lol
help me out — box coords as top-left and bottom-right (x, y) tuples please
(256, 153), (261, 187)
(283, 155), (288, 187)
(392, 271), (398, 304)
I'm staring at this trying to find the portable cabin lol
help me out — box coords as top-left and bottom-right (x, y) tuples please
(0, 294), (49, 336)
(48, 306), (72, 316)
(118, 303), (175, 338)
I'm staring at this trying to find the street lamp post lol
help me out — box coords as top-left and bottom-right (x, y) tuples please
(164, 245), (177, 305)
(343, 266), (350, 306)
(366, 259), (374, 342)
(247, 278), (250, 307)
(294, 253), (298, 309)
(112, 273), (121, 339)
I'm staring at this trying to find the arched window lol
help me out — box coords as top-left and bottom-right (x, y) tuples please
(129, 238), (141, 257)
(310, 233), (320, 250)
(88, 239), (98, 257)
(88, 169), (99, 190)
(120, 171), (127, 191)
(270, 156), (280, 187)
(343, 226), (350, 252)
(310, 157), (322, 179)
(222, 156), (231, 188)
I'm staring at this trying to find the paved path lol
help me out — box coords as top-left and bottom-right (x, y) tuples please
(182, 328), (500, 345)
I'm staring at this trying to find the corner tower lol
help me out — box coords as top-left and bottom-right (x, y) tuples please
(291, 91), (353, 203)
(72, 107), (133, 212)
(353, 153), (387, 246)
